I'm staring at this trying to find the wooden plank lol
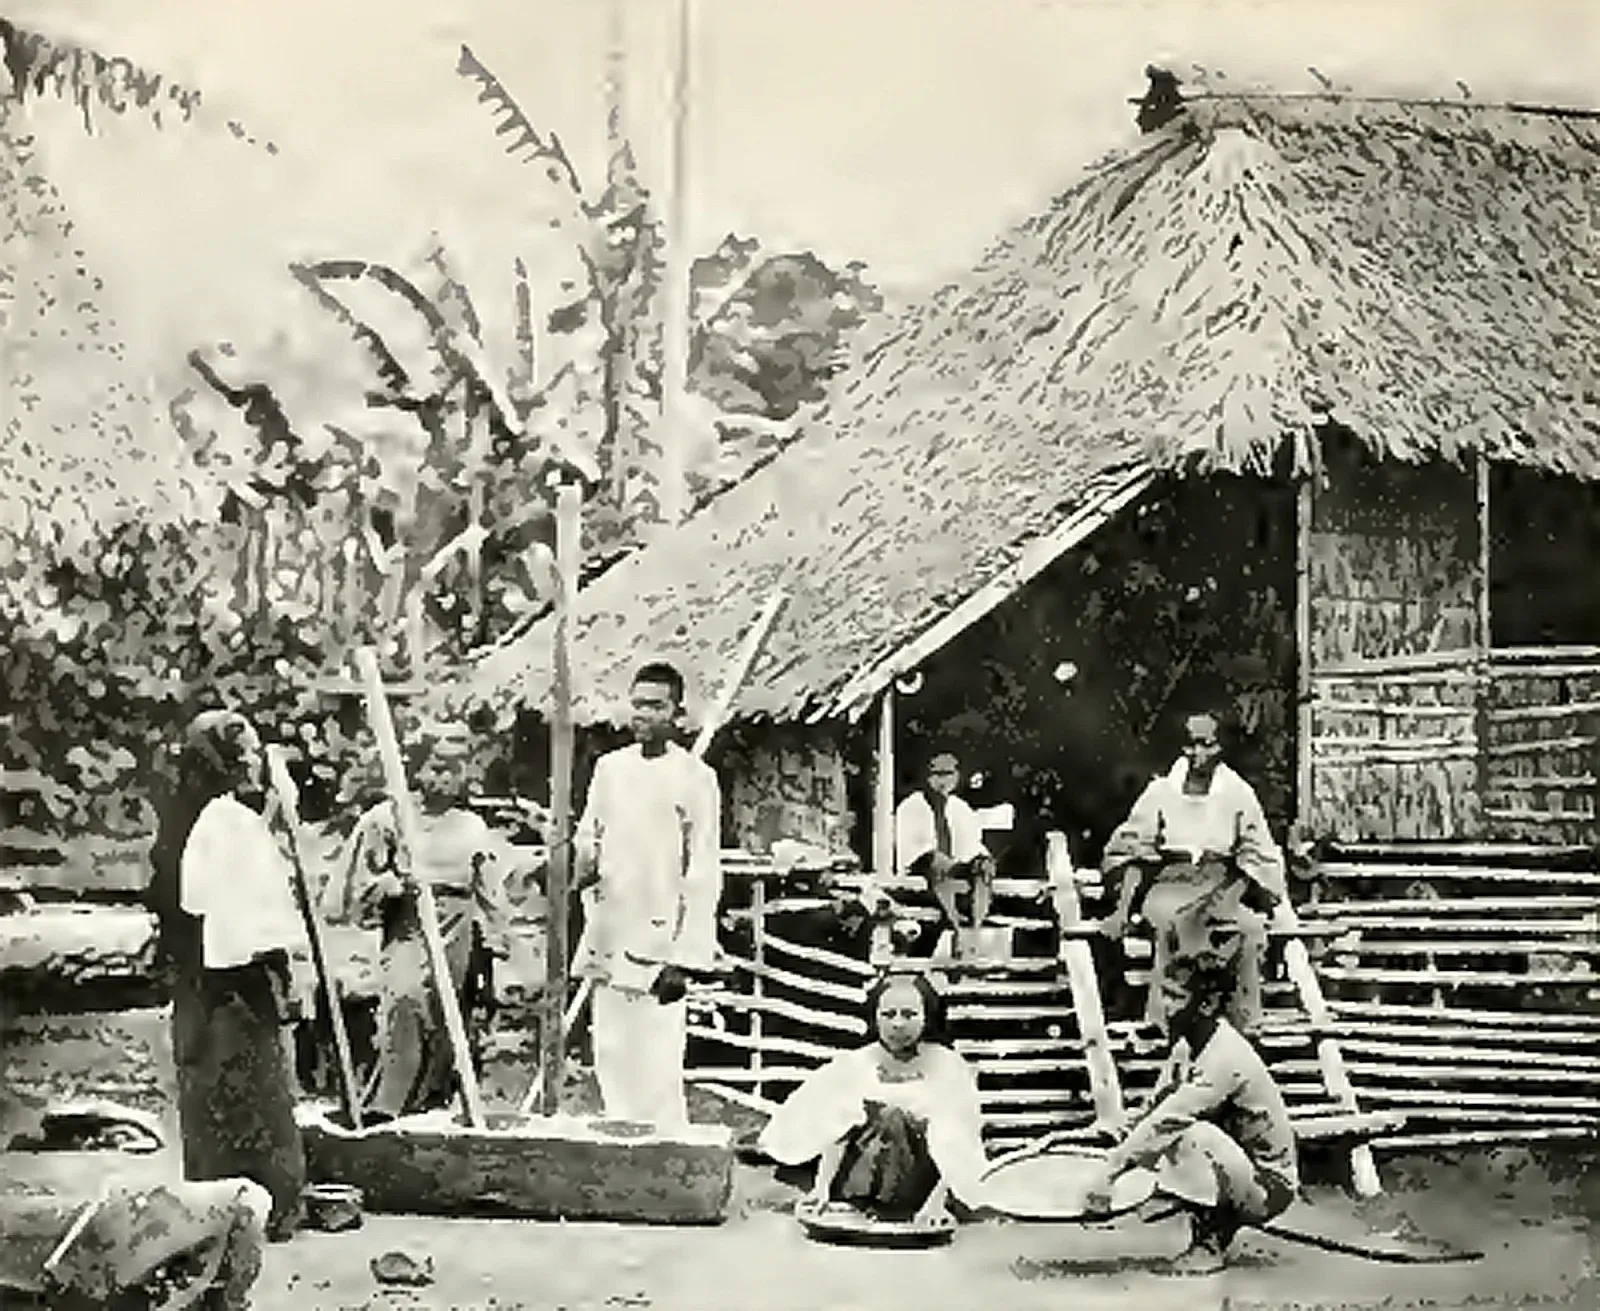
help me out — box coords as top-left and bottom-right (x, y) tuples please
(1274, 898), (1381, 1197)
(1374, 1128), (1597, 1149)
(1354, 1088), (1600, 1110)
(1045, 832), (1124, 1133)
(869, 687), (895, 967)
(1491, 646), (1600, 664)
(1488, 701), (1600, 722)
(1308, 896), (1600, 914)
(1312, 864), (1600, 885)
(1486, 735), (1600, 757)
(1339, 1038), (1600, 1070)
(685, 1024), (838, 1062)
(1320, 966), (1598, 987)
(1347, 1060), (1598, 1084)
(1328, 998), (1600, 1029)
(1292, 1019), (1600, 1047)
(357, 649), (486, 1128)
(728, 949), (865, 1006)
(685, 1066), (810, 1086)
(715, 992), (866, 1038)
(1346, 940), (1600, 956)
(761, 932), (876, 979)
(1296, 476), (1313, 832)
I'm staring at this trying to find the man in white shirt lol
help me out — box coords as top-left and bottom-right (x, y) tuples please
(573, 661), (723, 1128)
(1100, 709), (1287, 1034)
(893, 751), (996, 940)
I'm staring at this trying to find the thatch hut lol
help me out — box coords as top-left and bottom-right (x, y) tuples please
(447, 71), (1600, 871)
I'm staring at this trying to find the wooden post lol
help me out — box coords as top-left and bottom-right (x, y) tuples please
(750, 875), (766, 1101)
(356, 647), (488, 1127)
(542, 479), (584, 1117)
(265, 747), (363, 1130)
(1474, 454), (1493, 835)
(870, 687), (896, 966)
(657, 0), (693, 527)
(1046, 832), (1124, 1133)
(1276, 900), (1382, 1196)
(1294, 476), (1315, 836)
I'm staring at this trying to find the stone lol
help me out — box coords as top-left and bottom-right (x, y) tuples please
(299, 1107), (736, 1224)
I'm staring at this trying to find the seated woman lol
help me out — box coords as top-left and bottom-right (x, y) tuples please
(758, 970), (989, 1226)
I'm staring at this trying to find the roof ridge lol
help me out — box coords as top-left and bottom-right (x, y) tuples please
(1182, 88), (1600, 122)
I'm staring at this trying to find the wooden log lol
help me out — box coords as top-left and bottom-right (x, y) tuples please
(1291, 1110), (1409, 1144)
(1374, 1128), (1598, 1149)
(1351, 1088), (1600, 1111)
(297, 1107), (735, 1223)
(761, 932), (876, 979)
(1370, 1107), (1600, 1125)
(714, 992), (866, 1038)
(1348, 940), (1600, 956)
(1045, 833), (1123, 1134)
(724, 952), (865, 1006)
(1311, 863), (1600, 886)
(1346, 1060), (1598, 1084)
(980, 1088), (1080, 1107)
(1339, 1039), (1600, 1070)
(941, 978), (1067, 998)
(1281, 1019), (1600, 1047)
(870, 687), (895, 967)
(684, 1066), (810, 1086)
(264, 748), (362, 1131)
(685, 1024), (838, 1062)
(1308, 896), (1600, 915)
(1319, 966), (1597, 987)
(748, 877), (766, 1100)
(357, 649), (486, 1127)
(1328, 998), (1600, 1029)
(1274, 899), (1381, 1197)
(1486, 735), (1599, 757)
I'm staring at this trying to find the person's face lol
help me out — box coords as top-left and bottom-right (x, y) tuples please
(629, 678), (680, 743)
(875, 981), (927, 1056)
(926, 759), (961, 797)
(1181, 715), (1223, 775)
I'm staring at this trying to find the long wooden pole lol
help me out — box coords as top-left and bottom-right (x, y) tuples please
(356, 647), (487, 1127)
(264, 747), (364, 1129)
(1474, 454), (1493, 835)
(541, 481), (584, 1117)
(1295, 477), (1315, 836)
(657, 0), (693, 527)
(1046, 832), (1125, 1133)
(869, 686), (896, 967)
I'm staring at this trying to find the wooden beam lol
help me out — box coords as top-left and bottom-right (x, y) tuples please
(826, 468), (1155, 721)
(1045, 832), (1124, 1133)
(1295, 476), (1314, 836)
(356, 648), (487, 1127)
(870, 687), (895, 966)
(656, 0), (693, 527)
(542, 481), (583, 1117)
(1474, 452), (1492, 835)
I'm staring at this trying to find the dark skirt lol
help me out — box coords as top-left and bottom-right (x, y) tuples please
(171, 954), (306, 1241)
(830, 1102), (943, 1221)
(367, 899), (490, 1119)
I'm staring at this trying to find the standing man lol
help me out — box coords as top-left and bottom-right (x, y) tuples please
(573, 661), (723, 1129)
(893, 751), (997, 942)
(1100, 708), (1287, 1034)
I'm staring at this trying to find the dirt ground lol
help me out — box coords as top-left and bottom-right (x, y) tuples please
(253, 1147), (1600, 1311)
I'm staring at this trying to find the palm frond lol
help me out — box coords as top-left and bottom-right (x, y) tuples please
(1, 19), (274, 148)
(455, 43), (580, 195)
(300, 258), (519, 438)
(287, 263), (412, 394)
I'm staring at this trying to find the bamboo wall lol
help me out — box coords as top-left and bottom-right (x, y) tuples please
(1305, 456), (1485, 842)
(1482, 650), (1600, 845)
(715, 724), (855, 855)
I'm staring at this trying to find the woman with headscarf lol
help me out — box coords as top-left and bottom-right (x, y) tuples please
(319, 735), (514, 1121)
(146, 709), (308, 1242)
(759, 970), (989, 1226)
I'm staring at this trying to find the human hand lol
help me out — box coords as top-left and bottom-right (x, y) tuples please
(1099, 912), (1128, 940)
(651, 964), (689, 1005)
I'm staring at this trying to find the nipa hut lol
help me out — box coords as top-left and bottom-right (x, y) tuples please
(449, 71), (1600, 870)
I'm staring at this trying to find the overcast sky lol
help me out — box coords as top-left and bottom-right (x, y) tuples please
(9, 0), (1599, 365)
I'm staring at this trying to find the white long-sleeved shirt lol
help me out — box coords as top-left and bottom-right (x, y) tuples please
(573, 743), (722, 992)
(181, 796), (307, 969)
(894, 791), (987, 874)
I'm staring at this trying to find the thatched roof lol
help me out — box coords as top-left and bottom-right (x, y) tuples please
(446, 78), (1600, 729)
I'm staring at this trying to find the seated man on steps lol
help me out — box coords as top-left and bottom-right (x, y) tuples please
(1100, 707), (1287, 1035)
(892, 751), (996, 953)
(1084, 954), (1299, 1275)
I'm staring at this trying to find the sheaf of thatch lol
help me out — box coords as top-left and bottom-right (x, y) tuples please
(446, 83), (1600, 729)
